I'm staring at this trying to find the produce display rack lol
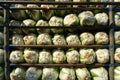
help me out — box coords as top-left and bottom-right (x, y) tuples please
(0, 0), (119, 80)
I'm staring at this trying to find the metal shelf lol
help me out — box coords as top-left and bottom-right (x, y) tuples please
(1, 1), (117, 80)
(9, 44), (109, 48)
(10, 63), (110, 67)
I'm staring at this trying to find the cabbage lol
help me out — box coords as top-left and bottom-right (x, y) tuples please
(9, 50), (24, 63)
(66, 34), (81, 45)
(115, 48), (120, 63)
(114, 31), (120, 44)
(10, 4), (27, 20)
(42, 67), (59, 80)
(78, 11), (95, 26)
(40, 5), (54, 20)
(95, 12), (108, 26)
(90, 67), (108, 80)
(49, 16), (64, 33)
(21, 19), (36, 34)
(25, 67), (42, 80)
(59, 68), (75, 80)
(66, 49), (79, 64)
(95, 49), (109, 63)
(79, 49), (95, 64)
(23, 34), (37, 45)
(12, 34), (24, 45)
(52, 34), (66, 45)
(53, 49), (66, 63)
(95, 32), (109, 44)
(76, 68), (91, 80)
(26, 4), (42, 21)
(37, 33), (52, 45)
(36, 20), (50, 33)
(10, 67), (26, 80)
(24, 49), (38, 64)
(64, 14), (79, 26)
(39, 50), (52, 64)
(80, 32), (94, 45)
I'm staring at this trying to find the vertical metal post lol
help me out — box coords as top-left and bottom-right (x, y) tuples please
(4, 4), (10, 80)
(109, 0), (114, 80)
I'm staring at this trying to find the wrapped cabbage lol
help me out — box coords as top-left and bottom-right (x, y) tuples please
(115, 12), (120, 26)
(39, 50), (52, 64)
(114, 66), (120, 80)
(64, 14), (79, 26)
(76, 68), (91, 80)
(37, 33), (52, 45)
(114, 31), (120, 44)
(9, 20), (23, 34)
(25, 67), (42, 80)
(90, 67), (108, 80)
(26, 4), (42, 21)
(10, 4), (27, 20)
(114, 48), (120, 63)
(42, 67), (59, 80)
(49, 16), (63, 33)
(80, 32), (94, 45)
(78, 11), (95, 26)
(52, 49), (66, 63)
(52, 34), (66, 45)
(0, 67), (4, 80)
(95, 32), (109, 44)
(36, 20), (50, 33)
(0, 16), (3, 25)
(24, 49), (38, 64)
(66, 34), (81, 45)
(59, 68), (75, 80)
(23, 34), (37, 45)
(79, 49), (95, 64)
(96, 49), (109, 63)
(10, 67), (26, 80)
(9, 50), (24, 63)
(0, 49), (4, 64)
(21, 19), (36, 34)
(40, 5), (54, 20)
(95, 12), (108, 26)
(66, 49), (79, 64)
(12, 34), (24, 45)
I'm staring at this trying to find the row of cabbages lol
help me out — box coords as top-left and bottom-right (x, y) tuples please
(10, 11), (109, 31)
(10, 2), (109, 22)
(1, 3), (120, 27)
(9, 47), (120, 64)
(9, 48), (109, 64)
(11, 31), (120, 45)
(9, 11), (120, 31)
(12, 32), (109, 45)
(10, 67), (108, 80)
